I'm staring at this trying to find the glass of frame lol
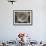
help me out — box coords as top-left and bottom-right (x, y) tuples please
(13, 10), (32, 25)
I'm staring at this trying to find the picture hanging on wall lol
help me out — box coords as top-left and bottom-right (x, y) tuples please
(13, 10), (32, 25)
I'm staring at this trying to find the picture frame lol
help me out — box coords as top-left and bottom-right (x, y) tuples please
(13, 10), (32, 25)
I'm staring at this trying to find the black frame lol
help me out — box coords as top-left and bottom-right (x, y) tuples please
(13, 10), (33, 26)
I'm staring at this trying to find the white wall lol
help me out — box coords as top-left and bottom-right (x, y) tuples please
(0, 0), (46, 42)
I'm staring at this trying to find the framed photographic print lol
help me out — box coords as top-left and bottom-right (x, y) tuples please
(13, 10), (32, 25)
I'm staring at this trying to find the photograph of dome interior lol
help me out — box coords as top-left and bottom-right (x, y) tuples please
(13, 10), (32, 25)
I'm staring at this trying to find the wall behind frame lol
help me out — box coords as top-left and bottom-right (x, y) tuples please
(0, 0), (46, 41)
